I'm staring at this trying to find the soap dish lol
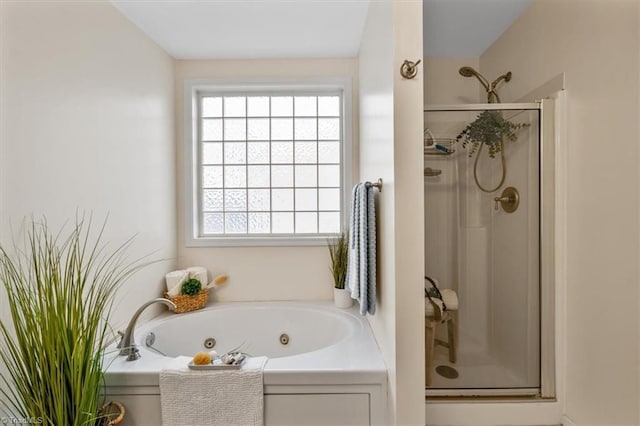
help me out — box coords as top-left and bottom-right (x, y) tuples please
(188, 357), (246, 371)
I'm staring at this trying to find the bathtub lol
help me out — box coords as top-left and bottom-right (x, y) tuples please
(104, 301), (387, 426)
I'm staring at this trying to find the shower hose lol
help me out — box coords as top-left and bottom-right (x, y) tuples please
(473, 138), (506, 193)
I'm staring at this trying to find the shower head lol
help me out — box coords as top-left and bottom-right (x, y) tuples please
(458, 66), (513, 103)
(458, 66), (477, 78)
(491, 71), (512, 87)
(458, 66), (490, 91)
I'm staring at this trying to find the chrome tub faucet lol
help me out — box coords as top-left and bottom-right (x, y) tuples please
(118, 297), (176, 361)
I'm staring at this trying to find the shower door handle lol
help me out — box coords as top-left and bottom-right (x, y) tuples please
(493, 187), (520, 213)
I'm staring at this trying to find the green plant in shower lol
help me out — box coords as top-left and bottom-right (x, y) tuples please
(327, 232), (349, 290)
(455, 110), (530, 158)
(0, 217), (147, 426)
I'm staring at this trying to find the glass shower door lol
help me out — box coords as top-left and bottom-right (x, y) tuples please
(424, 104), (540, 394)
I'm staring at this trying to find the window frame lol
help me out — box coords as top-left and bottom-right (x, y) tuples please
(184, 78), (353, 247)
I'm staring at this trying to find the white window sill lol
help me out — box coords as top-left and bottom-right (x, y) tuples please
(185, 235), (341, 247)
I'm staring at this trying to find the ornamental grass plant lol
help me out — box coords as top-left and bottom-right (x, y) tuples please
(0, 218), (145, 426)
(328, 232), (349, 290)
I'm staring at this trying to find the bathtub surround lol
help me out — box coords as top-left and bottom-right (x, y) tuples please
(0, 1), (177, 330)
(104, 301), (387, 425)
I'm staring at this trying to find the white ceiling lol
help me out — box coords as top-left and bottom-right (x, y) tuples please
(423, 0), (534, 57)
(110, 0), (371, 60)
(110, 0), (532, 60)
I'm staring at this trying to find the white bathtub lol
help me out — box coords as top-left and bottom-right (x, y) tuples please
(104, 301), (387, 426)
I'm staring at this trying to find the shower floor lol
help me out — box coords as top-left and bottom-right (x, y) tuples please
(426, 345), (537, 394)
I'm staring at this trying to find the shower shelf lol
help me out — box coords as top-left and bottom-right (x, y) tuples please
(424, 138), (456, 156)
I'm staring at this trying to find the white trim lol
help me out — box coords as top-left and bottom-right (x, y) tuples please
(561, 414), (578, 426)
(183, 77), (353, 247)
(426, 388), (540, 398)
(186, 235), (341, 247)
(540, 97), (556, 398)
(552, 89), (568, 419)
(424, 102), (540, 111)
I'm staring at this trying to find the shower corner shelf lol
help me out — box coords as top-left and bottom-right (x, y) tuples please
(424, 138), (456, 156)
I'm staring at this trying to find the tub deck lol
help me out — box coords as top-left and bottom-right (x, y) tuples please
(103, 301), (388, 425)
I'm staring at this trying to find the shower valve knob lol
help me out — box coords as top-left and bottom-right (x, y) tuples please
(493, 187), (520, 213)
(494, 197), (506, 210)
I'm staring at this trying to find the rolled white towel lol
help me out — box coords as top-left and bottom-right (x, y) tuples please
(166, 270), (187, 296)
(186, 266), (208, 287)
(425, 289), (459, 316)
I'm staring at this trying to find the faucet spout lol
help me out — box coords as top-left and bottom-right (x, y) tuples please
(118, 297), (176, 361)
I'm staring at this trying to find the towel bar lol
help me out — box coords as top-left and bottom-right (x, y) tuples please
(370, 178), (383, 192)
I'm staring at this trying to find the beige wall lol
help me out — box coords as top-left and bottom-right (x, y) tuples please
(423, 57), (481, 104)
(481, 1), (639, 425)
(174, 59), (358, 302)
(392, 1), (425, 424)
(358, 0), (397, 421)
(0, 1), (177, 330)
(360, 1), (425, 424)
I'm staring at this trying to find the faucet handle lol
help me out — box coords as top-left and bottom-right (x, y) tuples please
(493, 187), (520, 213)
(116, 330), (125, 348)
(126, 346), (141, 362)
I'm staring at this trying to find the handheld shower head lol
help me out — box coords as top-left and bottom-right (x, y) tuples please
(458, 66), (477, 78)
(458, 66), (490, 91)
(458, 66), (512, 103)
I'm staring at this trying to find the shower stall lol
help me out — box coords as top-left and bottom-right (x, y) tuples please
(424, 101), (552, 397)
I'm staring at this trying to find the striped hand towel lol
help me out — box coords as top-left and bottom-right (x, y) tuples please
(345, 182), (377, 315)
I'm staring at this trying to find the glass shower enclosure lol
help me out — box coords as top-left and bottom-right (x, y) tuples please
(424, 103), (541, 396)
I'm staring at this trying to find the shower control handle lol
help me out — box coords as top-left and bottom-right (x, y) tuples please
(493, 187), (520, 213)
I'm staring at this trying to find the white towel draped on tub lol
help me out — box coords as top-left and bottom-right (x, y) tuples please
(159, 356), (268, 426)
(345, 182), (377, 316)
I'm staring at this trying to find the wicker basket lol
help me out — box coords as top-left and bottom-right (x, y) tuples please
(165, 290), (209, 314)
(97, 400), (125, 426)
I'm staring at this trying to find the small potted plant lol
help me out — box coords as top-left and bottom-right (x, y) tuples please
(328, 232), (352, 308)
(456, 110), (530, 158)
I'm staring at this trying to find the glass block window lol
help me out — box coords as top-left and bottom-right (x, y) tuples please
(194, 91), (344, 241)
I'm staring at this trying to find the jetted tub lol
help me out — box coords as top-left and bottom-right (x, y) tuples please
(104, 301), (387, 426)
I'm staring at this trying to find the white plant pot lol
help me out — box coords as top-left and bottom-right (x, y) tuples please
(333, 288), (353, 308)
